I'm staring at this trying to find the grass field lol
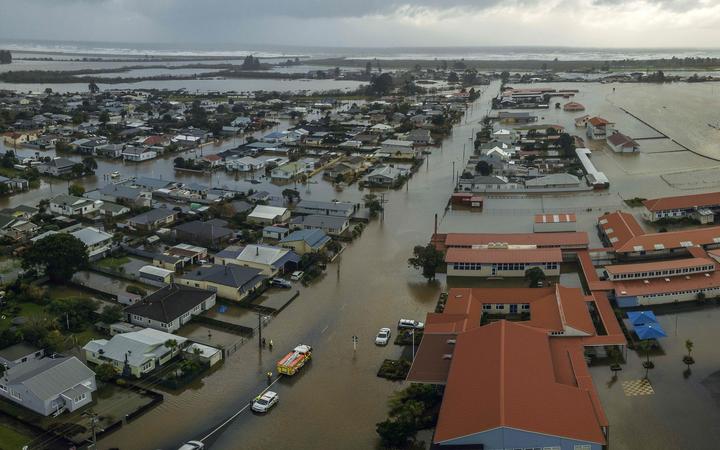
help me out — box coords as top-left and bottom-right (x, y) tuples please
(0, 302), (45, 331)
(0, 423), (33, 450)
(95, 256), (131, 270)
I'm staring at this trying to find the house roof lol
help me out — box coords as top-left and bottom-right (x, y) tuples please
(605, 257), (714, 276)
(0, 343), (42, 362)
(174, 220), (234, 241)
(129, 208), (175, 225)
(248, 205), (288, 220)
(434, 321), (607, 445)
(4, 357), (95, 401)
(290, 214), (349, 230)
(236, 245), (291, 267)
(598, 211), (645, 249)
(124, 284), (214, 323)
(83, 328), (187, 367)
(614, 265), (720, 297)
(642, 191), (720, 213)
(180, 264), (266, 291)
(445, 247), (563, 264)
(534, 213), (577, 223)
(607, 132), (639, 148)
(440, 232), (589, 249)
(70, 227), (112, 247)
(589, 116), (611, 126)
(280, 229), (331, 249)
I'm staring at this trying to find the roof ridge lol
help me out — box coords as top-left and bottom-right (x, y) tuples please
(499, 320), (506, 426)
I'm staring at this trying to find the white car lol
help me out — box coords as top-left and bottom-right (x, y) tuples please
(375, 328), (392, 346)
(177, 441), (204, 450)
(290, 271), (304, 281)
(397, 319), (425, 330)
(270, 278), (292, 288)
(252, 391), (279, 413)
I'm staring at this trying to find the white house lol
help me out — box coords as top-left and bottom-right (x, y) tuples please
(71, 226), (114, 259)
(248, 205), (291, 225)
(122, 146), (157, 162)
(49, 194), (103, 216)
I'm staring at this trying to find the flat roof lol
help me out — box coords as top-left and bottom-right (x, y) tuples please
(445, 247), (563, 264)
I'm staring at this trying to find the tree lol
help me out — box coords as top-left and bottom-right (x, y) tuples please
(88, 81), (100, 94)
(524, 267), (546, 288)
(639, 340), (655, 379)
(47, 297), (97, 331)
(447, 71), (459, 83)
(369, 73), (394, 96)
(95, 363), (117, 382)
(282, 188), (300, 203)
(609, 346), (623, 376)
(165, 339), (179, 355)
(376, 419), (415, 448)
(684, 339), (695, 366)
(0, 50), (12, 64)
(364, 194), (383, 218)
(476, 160), (492, 176)
(82, 156), (97, 173)
(42, 330), (66, 354)
(99, 304), (123, 324)
(500, 71), (510, 83)
(408, 244), (444, 281)
(99, 111), (110, 124)
(68, 182), (85, 197)
(22, 233), (89, 283)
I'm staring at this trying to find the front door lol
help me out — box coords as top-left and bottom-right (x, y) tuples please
(509, 304), (518, 314)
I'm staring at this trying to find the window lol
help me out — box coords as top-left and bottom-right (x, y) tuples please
(573, 446), (591, 450)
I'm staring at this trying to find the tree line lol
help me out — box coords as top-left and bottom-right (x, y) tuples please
(0, 50), (11, 64)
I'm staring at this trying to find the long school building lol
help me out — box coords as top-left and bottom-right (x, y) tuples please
(445, 247), (562, 277)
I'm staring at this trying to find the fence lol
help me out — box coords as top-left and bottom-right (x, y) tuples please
(191, 315), (254, 337)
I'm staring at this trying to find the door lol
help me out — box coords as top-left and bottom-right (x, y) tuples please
(509, 304), (518, 314)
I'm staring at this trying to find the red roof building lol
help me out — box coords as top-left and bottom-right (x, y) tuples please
(642, 191), (720, 223)
(433, 231), (589, 252)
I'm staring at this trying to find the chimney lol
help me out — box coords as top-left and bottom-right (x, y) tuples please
(434, 213), (438, 235)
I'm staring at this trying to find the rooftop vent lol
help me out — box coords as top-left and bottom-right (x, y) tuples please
(664, 278), (671, 282)
(446, 339), (456, 345)
(442, 354), (453, 360)
(643, 280), (649, 284)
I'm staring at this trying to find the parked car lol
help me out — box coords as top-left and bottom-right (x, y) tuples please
(290, 271), (304, 281)
(270, 278), (292, 288)
(252, 391), (279, 413)
(178, 441), (205, 450)
(397, 319), (425, 330)
(375, 328), (392, 346)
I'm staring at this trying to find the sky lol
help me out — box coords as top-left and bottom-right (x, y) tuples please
(1, 0), (720, 48)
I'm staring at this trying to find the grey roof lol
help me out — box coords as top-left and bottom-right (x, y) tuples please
(83, 328), (187, 367)
(100, 184), (146, 200)
(4, 357), (94, 401)
(230, 200), (253, 214)
(0, 343), (42, 362)
(132, 177), (173, 190)
(180, 264), (266, 291)
(174, 220), (234, 241)
(124, 284), (214, 323)
(291, 214), (349, 230)
(129, 208), (175, 226)
(295, 200), (354, 216)
(215, 245), (244, 260)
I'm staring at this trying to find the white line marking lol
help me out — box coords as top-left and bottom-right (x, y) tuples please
(199, 376), (282, 442)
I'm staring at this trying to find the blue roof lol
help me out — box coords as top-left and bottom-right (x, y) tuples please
(627, 311), (658, 326)
(264, 226), (288, 234)
(280, 229), (331, 249)
(634, 322), (667, 340)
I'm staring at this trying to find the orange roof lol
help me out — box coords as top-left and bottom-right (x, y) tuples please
(443, 232), (589, 249)
(589, 116), (611, 126)
(598, 211), (645, 250)
(643, 191), (720, 212)
(534, 213), (577, 223)
(616, 227), (720, 254)
(434, 321), (607, 445)
(614, 265), (720, 296)
(563, 101), (585, 111)
(445, 247), (563, 264)
(605, 257), (715, 276)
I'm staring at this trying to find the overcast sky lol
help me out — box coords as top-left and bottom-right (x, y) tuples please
(1, 0), (720, 48)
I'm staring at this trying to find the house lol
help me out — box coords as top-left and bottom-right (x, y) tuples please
(263, 226), (290, 240)
(587, 117), (614, 139)
(225, 156), (265, 172)
(279, 229), (331, 255)
(491, 128), (515, 144)
(49, 194), (103, 216)
(84, 328), (187, 378)
(607, 132), (639, 153)
(381, 139), (416, 159)
(247, 205), (291, 225)
(124, 284), (216, 333)
(202, 154), (223, 167)
(173, 219), (234, 248)
(37, 157), (76, 177)
(270, 160), (313, 181)
(0, 356), (96, 416)
(563, 101), (586, 111)
(153, 253), (184, 272)
(71, 226), (114, 259)
(127, 208), (177, 231)
(0, 214), (39, 241)
(184, 343), (223, 367)
(221, 244), (300, 276)
(122, 146), (157, 162)
(366, 165), (408, 186)
(165, 243), (208, 265)
(407, 129), (432, 146)
(139, 265), (175, 286)
(290, 214), (350, 236)
(98, 201), (130, 217)
(445, 247), (562, 277)
(177, 264), (266, 302)
(94, 184), (152, 207)
(0, 175), (29, 193)
(0, 343), (43, 369)
(3, 131), (39, 146)
(294, 200), (355, 218)
(433, 231), (589, 253)
(0, 205), (39, 220)
(95, 143), (124, 159)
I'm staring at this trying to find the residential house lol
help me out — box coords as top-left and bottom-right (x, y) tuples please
(122, 146), (157, 162)
(83, 328), (187, 378)
(607, 132), (640, 153)
(220, 244), (300, 276)
(92, 184), (152, 207)
(587, 117), (614, 139)
(71, 226), (114, 259)
(173, 219), (234, 248)
(124, 284), (216, 333)
(37, 157), (76, 177)
(0, 356), (96, 416)
(127, 208), (177, 231)
(270, 160), (313, 181)
(279, 229), (331, 255)
(0, 343), (44, 369)
(294, 200), (355, 218)
(366, 165), (408, 186)
(225, 156), (265, 172)
(177, 264), (266, 302)
(49, 194), (103, 216)
(290, 214), (350, 236)
(165, 243), (208, 265)
(95, 144), (124, 159)
(248, 205), (291, 225)
(99, 202), (130, 217)
(381, 139), (416, 159)
(407, 129), (433, 146)
(263, 226), (290, 240)
(0, 214), (39, 241)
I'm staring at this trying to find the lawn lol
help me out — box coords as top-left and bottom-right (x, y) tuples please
(0, 302), (45, 331)
(95, 256), (131, 270)
(0, 423), (32, 450)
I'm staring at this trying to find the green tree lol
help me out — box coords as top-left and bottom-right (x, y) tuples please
(408, 244), (444, 281)
(476, 160), (493, 176)
(500, 71), (510, 83)
(99, 304), (124, 324)
(639, 340), (655, 379)
(68, 182), (85, 197)
(376, 419), (415, 448)
(282, 188), (301, 203)
(22, 233), (89, 283)
(82, 156), (97, 173)
(364, 193), (383, 218)
(558, 132), (575, 158)
(42, 330), (66, 354)
(99, 111), (110, 124)
(95, 362), (117, 382)
(47, 297), (97, 331)
(369, 73), (394, 96)
(524, 267), (546, 288)
(88, 81), (100, 94)
(447, 71), (459, 83)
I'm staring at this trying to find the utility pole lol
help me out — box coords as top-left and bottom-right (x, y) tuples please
(85, 409), (100, 449)
(452, 161), (455, 183)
